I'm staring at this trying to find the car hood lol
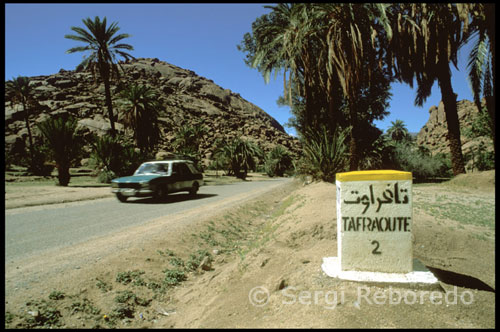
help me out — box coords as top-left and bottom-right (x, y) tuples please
(112, 174), (165, 183)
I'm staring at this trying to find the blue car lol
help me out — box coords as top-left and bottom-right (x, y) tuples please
(111, 160), (204, 202)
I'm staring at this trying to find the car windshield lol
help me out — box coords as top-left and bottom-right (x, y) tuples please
(135, 163), (170, 175)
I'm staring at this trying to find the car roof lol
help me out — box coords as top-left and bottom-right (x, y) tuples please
(141, 160), (192, 164)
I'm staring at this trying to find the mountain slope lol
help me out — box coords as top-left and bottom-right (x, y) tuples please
(5, 57), (301, 166)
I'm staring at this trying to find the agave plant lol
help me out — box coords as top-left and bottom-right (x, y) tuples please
(300, 126), (348, 182)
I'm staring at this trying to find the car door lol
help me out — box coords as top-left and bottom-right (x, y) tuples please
(177, 162), (193, 190)
(171, 162), (183, 192)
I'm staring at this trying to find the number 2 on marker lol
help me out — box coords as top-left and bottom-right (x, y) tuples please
(371, 240), (381, 255)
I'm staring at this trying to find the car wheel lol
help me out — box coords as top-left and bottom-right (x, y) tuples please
(189, 182), (199, 196)
(154, 185), (168, 201)
(116, 193), (128, 203)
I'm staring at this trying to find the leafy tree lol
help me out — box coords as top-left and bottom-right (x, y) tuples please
(239, 4), (391, 171)
(37, 116), (83, 186)
(462, 110), (493, 140)
(119, 83), (161, 154)
(5, 76), (37, 171)
(386, 4), (467, 175)
(65, 16), (134, 136)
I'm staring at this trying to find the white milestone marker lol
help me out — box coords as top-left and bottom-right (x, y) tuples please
(322, 170), (440, 289)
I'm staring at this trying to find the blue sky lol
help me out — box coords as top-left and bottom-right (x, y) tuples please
(5, 3), (475, 136)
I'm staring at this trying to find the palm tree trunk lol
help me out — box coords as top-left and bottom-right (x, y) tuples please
(348, 101), (359, 171)
(103, 78), (116, 137)
(438, 65), (466, 176)
(485, 95), (495, 153)
(56, 161), (71, 186)
(99, 62), (116, 137)
(22, 100), (35, 168)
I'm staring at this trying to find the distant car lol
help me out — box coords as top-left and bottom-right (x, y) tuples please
(111, 160), (203, 202)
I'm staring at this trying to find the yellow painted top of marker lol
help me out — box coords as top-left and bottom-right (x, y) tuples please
(336, 170), (412, 182)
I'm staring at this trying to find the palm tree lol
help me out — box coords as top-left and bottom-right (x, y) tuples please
(119, 83), (161, 154)
(5, 76), (36, 169)
(386, 120), (409, 142)
(460, 3), (495, 150)
(317, 3), (392, 171)
(221, 138), (262, 180)
(386, 4), (466, 175)
(265, 145), (293, 177)
(37, 116), (82, 186)
(239, 4), (329, 134)
(173, 123), (207, 153)
(65, 16), (134, 137)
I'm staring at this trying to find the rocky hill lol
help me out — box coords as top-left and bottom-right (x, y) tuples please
(416, 99), (494, 162)
(5, 57), (300, 167)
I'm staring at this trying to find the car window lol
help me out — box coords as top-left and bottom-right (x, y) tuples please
(156, 163), (169, 173)
(136, 163), (170, 174)
(178, 163), (191, 175)
(186, 163), (199, 174)
(172, 163), (179, 174)
(136, 163), (156, 174)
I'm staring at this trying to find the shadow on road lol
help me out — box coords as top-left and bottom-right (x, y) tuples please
(69, 185), (111, 188)
(124, 193), (218, 204)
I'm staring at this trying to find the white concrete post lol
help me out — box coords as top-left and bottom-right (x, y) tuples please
(336, 170), (413, 273)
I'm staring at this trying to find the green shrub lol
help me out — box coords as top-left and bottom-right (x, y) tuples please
(163, 269), (187, 286)
(476, 150), (495, 171)
(185, 250), (212, 271)
(90, 134), (147, 181)
(97, 169), (116, 183)
(114, 290), (136, 304)
(393, 143), (452, 181)
(110, 304), (134, 320)
(69, 298), (101, 316)
(116, 270), (146, 286)
(48, 290), (65, 301)
(24, 300), (62, 328)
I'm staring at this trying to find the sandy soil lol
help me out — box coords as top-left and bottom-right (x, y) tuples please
(5, 186), (113, 210)
(4, 171), (495, 328)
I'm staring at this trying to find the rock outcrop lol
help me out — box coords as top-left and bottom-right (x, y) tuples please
(416, 99), (494, 164)
(5, 57), (300, 166)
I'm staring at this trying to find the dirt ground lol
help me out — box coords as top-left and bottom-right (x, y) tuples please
(4, 171), (495, 328)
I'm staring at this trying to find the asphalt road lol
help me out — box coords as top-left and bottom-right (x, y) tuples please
(5, 178), (291, 261)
